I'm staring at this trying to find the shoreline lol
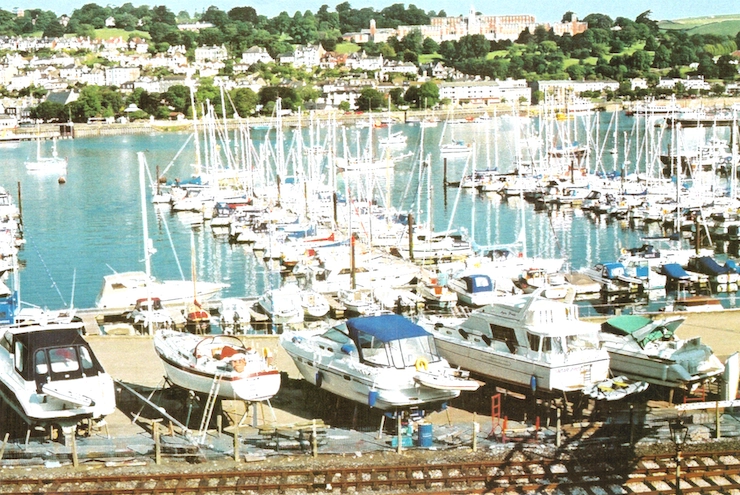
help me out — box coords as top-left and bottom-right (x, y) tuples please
(5, 95), (740, 142)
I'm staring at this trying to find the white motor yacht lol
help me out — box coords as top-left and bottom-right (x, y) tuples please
(0, 321), (116, 432)
(280, 314), (479, 411)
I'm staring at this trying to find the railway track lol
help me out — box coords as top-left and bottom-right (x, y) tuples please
(1, 450), (739, 494)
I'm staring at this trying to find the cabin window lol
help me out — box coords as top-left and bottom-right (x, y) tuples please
(489, 324), (517, 352)
(358, 333), (390, 367)
(79, 347), (95, 371)
(13, 341), (25, 374)
(49, 347), (79, 374)
(35, 350), (48, 375)
(527, 333), (541, 353)
(542, 337), (564, 355)
(388, 335), (438, 369)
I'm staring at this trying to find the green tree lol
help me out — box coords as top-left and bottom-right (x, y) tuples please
(230, 87), (259, 117)
(67, 85), (104, 123)
(163, 85), (191, 114)
(356, 87), (385, 111)
(29, 101), (66, 122)
(417, 81), (439, 108)
(422, 37), (439, 55)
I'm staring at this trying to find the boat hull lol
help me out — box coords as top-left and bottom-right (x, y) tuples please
(154, 330), (281, 402)
(432, 335), (609, 394)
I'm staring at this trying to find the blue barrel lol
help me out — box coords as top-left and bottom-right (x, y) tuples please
(368, 390), (378, 407)
(418, 423), (433, 447)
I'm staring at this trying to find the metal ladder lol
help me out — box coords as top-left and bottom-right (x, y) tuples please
(198, 373), (223, 444)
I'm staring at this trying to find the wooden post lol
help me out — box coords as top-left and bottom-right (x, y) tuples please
(472, 413), (478, 452)
(556, 408), (561, 447)
(397, 414), (402, 454)
(716, 401), (721, 440)
(234, 422), (240, 463)
(312, 419), (318, 458)
(443, 158), (448, 187)
(71, 432), (78, 468)
(153, 420), (162, 465)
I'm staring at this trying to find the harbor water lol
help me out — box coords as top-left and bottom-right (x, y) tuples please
(2, 111), (737, 316)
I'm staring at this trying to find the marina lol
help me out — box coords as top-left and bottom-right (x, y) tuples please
(1, 106), (740, 472)
(2, 110), (738, 316)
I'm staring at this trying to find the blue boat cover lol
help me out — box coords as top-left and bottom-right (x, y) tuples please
(690, 256), (733, 276)
(347, 314), (430, 342)
(463, 274), (493, 293)
(724, 259), (738, 272)
(661, 263), (690, 280)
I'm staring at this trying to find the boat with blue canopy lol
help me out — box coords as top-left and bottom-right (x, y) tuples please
(280, 314), (480, 411)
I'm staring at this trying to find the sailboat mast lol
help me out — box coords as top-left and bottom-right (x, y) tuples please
(138, 153), (152, 279)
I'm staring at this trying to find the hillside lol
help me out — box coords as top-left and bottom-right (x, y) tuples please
(659, 14), (740, 36)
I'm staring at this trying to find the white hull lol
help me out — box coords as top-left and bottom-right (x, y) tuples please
(280, 316), (479, 410)
(154, 330), (280, 401)
(95, 271), (226, 312)
(432, 335), (608, 393)
(420, 290), (612, 396)
(0, 323), (116, 428)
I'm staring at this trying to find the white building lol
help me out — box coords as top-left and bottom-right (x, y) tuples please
(194, 45), (228, 63)
(438, 79), (531, 105)
(241, 46), (274, 66)
(535, 79), (620, 95)
(105, 66), (141, 87)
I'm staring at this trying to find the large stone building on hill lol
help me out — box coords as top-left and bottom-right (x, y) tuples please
(344, 7), (587, 44)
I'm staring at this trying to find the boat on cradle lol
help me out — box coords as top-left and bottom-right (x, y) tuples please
(184, 301), (213, 334)
(418, 288), (646, 401)
(0, 321), (116, 433)
(153, 330), (281, 401)
(218, 297), (252, 334)
(95, 270), (228, 313)
(257, 283), (305, 325)
(685, 256), (739, 292)
(279, 314), (480, 411)
(659, 263), (710, 293)
(416, 274), (458, 310)
(126, 297), (175, 335)
(299, 287), (330, 320)
(599, 314), (724, 390)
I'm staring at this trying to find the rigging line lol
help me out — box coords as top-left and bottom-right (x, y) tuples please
(29, 236), (67, 308)
(156, 209), (185, 281)
(546, 211), (566, 264)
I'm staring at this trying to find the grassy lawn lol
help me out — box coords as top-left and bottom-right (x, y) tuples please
(418, 53), (442, 64)
(335, 42), (361, 54)
(93, 28), (150, 40)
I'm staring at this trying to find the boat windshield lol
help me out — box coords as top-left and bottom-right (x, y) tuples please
(565, 332), (600, 351)
(358, 334), (439, 369)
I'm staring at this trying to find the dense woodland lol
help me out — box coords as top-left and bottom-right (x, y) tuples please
(2, 4), (740, 123)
